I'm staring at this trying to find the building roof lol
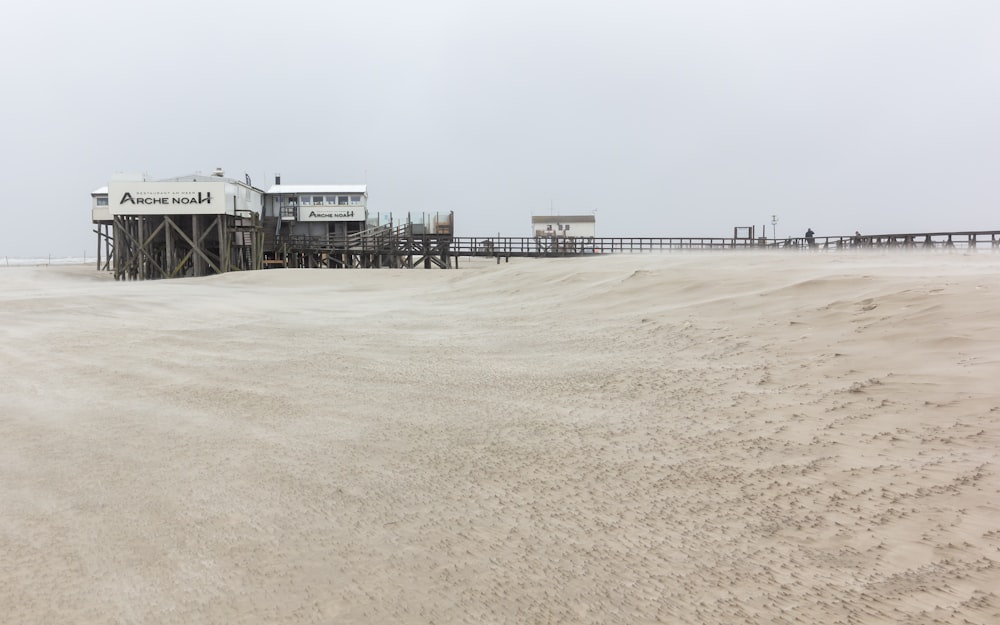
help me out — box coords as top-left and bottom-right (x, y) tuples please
(531, 214), (595, 223)
(266, 184), (367, 195)
(158, 173), (221, 182)
(91, 186), (108, 195)
(157, 173), (262, 190)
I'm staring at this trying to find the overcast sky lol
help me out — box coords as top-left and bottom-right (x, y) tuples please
(1, 0), (998, 256)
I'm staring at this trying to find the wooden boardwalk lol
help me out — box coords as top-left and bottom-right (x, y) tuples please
(260, 228), (1000, 270)
(107, 223), (1000, 279)
(445, 230), (1000, 260)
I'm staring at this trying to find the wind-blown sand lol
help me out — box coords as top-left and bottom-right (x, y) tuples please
(2, 251), (999, 624)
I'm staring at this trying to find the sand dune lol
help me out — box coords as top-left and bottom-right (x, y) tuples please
(2, 251), (999, 624)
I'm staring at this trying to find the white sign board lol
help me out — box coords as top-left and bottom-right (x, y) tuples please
(109, 182), (228, 216)
(298, 207), (365, 222)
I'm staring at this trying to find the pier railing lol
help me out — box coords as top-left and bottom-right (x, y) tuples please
(448, 231), (1000, 258)
(258, 228), (1000, 272)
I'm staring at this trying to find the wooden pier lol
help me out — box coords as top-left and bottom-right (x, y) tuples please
(105, 223), (1000, 279)
(443, 230), (1000, 260)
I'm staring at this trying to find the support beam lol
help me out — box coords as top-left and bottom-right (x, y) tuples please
(165, 215), (223, 276)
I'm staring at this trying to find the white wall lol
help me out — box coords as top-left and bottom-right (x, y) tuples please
(91, 195), (111, 223)
(532, 218), (596, 238)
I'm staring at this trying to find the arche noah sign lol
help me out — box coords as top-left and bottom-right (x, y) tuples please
(109, 182), (227, 215)
(119, 191), (213, 206)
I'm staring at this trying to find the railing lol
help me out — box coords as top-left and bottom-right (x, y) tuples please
(447, 237), (747, 257)
(264, 229), (1000, 260)
(761, 231), (1000, 251)
(272, 223), (401, 251)
(446, 231), (1000, 257)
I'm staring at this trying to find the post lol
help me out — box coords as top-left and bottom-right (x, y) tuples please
(137, 216), (146, 281)
(165, 216), (175, 276)
(218, 217), (227, 273)
(192, 215), (204, 276)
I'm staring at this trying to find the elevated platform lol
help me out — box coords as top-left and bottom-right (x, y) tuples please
(443, 231), (1000, 259)
(112, 211), (262, 280)
(101, 224), (1000, 279)
(263, 222), (454, 269)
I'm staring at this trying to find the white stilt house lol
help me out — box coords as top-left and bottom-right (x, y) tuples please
(531, 214), (596, 238)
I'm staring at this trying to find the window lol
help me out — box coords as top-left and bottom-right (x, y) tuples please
(338, 196), (349, 205)
(350, 195), (362, 205)
(96, 197), (108, 206)
(564, 224), (570, 231)
(312, 196), (324, 205)
(326, 196), (338, 205)
(299, 196), (312, 205)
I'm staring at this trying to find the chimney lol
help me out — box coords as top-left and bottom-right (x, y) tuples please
(275, 174), (281, 185)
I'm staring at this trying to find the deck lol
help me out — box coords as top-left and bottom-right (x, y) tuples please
(443, 230), (1000, 260)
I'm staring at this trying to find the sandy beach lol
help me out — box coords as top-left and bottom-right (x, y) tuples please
(2, 251), (999, 624)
